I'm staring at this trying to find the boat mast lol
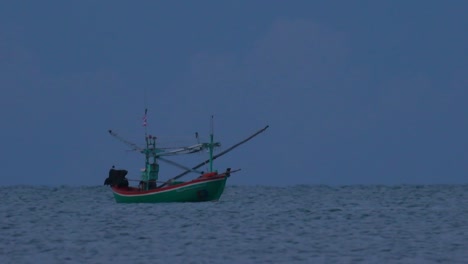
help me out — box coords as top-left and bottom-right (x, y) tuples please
(143, 134), (159, 190)
(142, 108), (159, 190)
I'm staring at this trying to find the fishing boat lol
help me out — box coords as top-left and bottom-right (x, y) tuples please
(104, 112), (268, 203)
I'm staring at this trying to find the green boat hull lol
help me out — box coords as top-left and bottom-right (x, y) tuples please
(111, 176), (227, 203)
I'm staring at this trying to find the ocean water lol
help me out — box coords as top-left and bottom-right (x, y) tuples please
(0, 185), (467, 264)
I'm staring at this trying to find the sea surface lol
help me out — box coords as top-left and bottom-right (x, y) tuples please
(0, 185), (467, 264)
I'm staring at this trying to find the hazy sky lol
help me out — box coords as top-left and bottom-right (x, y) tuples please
(1, 1), (467, 186)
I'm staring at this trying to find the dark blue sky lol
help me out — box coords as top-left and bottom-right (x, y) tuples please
(1, 1), (467, 186)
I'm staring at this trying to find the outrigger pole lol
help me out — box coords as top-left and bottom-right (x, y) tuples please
(108, 130), (143, 152)
(158, 125), (269, 188)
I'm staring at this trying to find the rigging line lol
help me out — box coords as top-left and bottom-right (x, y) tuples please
(158, 125), (269, 188)
(108, 130), (143, 152)
(126, 178), (167, 183)
(158, 157), (203, 174)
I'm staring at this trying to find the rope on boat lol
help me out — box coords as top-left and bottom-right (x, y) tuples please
(158, 125), (269, 188)
(158, 157), (204, 174)
(125, 168), (241, 184)
(125, 178), (166, 183)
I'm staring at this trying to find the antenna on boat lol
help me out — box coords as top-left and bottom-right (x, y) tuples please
(142, 85), (150, 137)
(209, 115), (214, 172)
(143, 108), (148, 136)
